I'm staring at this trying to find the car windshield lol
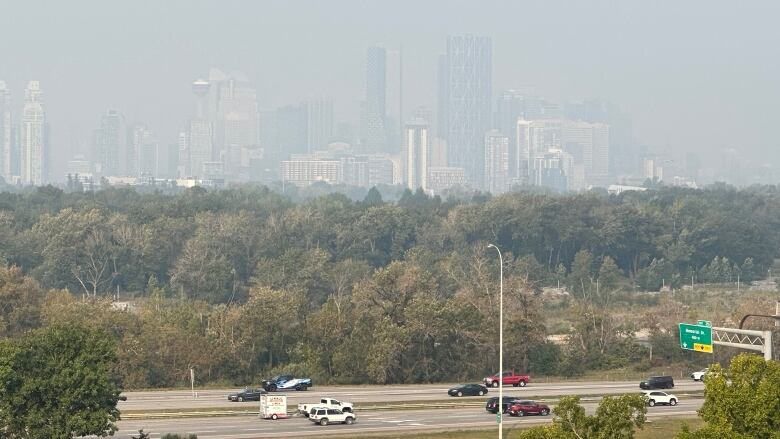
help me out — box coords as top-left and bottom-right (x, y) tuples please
(271, 375), (285, 381)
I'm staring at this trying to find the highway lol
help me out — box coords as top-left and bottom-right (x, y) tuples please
(106, 398), (703, 438)
(119, 380), (704, 411)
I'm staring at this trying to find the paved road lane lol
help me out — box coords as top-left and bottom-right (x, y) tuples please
(107, 399), (702, 438)
(120, 380), (704, 411)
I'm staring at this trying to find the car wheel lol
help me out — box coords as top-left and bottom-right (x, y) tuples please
(492, 381), (499, 388)
(648, 400), (655, 407)
(238, 397), (243, 402)
(295, 385), (302, 391)
(270, 384), (277, 392)
(517, 410), (525, 417)
(541, 409), (549, 416)
(670, 399), (677, 406)
(457, 391), (463, 397)
(345, 417), (354, 425)
(519, 381), (527, 387)
(478, 390), (485, 396)
(320, 418), (328, 426)
(271, 414), (278, 420)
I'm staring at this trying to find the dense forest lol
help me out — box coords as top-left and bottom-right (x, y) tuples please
(0, 184), (778, 388)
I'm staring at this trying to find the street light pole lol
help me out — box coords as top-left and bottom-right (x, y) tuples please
(488, 243), (503, 439)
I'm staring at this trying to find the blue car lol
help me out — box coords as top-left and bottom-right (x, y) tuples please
(261, 374), (312, 391)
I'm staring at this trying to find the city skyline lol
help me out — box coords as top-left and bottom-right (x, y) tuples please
(1, 1), (779, 188)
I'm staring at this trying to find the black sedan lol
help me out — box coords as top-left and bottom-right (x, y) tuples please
(227, 388), (266, 402)
(448, 383), (488, 397)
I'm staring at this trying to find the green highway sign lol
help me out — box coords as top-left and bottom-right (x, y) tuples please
(697, 320), (712, 327)
(679, 323), (713, 353)
(496, 413), (502, 424)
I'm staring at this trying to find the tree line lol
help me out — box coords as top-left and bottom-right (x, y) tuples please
(0, 184), (778, 387)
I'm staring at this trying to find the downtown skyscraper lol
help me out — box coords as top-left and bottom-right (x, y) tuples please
(484, 130), (509, 194)
(93, 109), (126, 176)
(21, 81), (47, 185)
(0, 81), (11, 181)
(305, 97), (334, 153)
(403, 118), (429, 191)
(364, 46), (387, 152)
(440, 35), (492, 188)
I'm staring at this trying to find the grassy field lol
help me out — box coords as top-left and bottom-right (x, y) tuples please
(351, 417), (704, 439)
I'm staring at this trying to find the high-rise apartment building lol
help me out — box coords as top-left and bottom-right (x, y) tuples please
(93, 109), (126, 176)
(441, 35), (492, 188)
(365, 46), (387, 152)
(403, 119), (429, 190)
(21, 81), (47, 185)
(484, 130), (509, 194)
(0, 81), (11, 181)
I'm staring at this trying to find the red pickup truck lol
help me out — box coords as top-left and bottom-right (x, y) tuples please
(483, 371), (530, 388)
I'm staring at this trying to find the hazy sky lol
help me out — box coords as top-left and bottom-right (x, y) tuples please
(2, 0), (779, 171)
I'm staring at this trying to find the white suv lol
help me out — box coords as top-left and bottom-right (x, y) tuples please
(308, 407), (356, 426)
(690, 368), (709, 381)
(643, 391), (678, 406)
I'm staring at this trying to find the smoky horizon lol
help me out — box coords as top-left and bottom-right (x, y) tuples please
(0, 0), (778, 190)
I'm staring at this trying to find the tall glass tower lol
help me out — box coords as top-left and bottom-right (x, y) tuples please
(441, 35), (492, 188)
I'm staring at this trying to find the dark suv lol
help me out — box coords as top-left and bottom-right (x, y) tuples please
(485, 396), (519, 414)
(639, 375), (674, 390)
